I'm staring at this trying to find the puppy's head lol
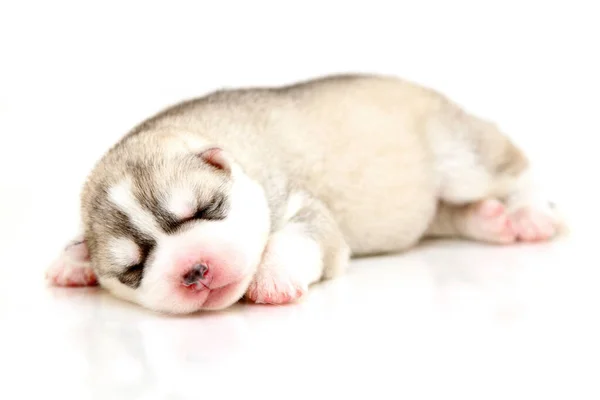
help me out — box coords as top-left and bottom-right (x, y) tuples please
(46, 131), (271, 314)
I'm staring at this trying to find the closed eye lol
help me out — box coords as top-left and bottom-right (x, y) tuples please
(116, 238), (154, 289)
(180, 195), (227, 224)
(118, 263), (145, 288)
(194, 196), (226, 220)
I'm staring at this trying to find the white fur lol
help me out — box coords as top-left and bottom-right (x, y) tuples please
(269, 223), (324, 286)
(505, 168), (549, 211)
(283, 192), (305, 222)
(426, 121), (492, 203)
(502, 167), (558, 220)
(246, 222), (324, 304)
(503, 167), (564, 240)
(282, 192), (306, 223)
(109, 237), (140, 267)
(103, 164), (272, 314)
(164, 188), (196, 220)
(108, 180), (163, 238)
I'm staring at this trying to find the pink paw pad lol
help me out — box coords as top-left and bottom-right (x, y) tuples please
(46, 262), (98, 287)
(468, 199), (516, 244)
(45, 240), (98, 287)
(510, 207), (557, 242)
(245, 279), (306, 305)
(478, 198), (506, 218)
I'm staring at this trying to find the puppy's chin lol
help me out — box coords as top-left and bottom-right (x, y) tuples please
(194, 273), (256, 311)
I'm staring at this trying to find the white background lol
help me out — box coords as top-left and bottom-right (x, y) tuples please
(0, 1), (597, 256)
(0, 1), (599, 399)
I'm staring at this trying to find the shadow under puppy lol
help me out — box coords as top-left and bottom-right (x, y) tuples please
(46, 73), (565, 314)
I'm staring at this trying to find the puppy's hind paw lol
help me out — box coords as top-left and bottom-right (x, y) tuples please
(509, 203), (563, 242)
(464, 199), (517, 244)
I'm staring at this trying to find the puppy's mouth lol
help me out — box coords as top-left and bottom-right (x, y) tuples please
(180, 275), (243, 297)
(182, 278), (212, 292)
(176, 279), (248, 311)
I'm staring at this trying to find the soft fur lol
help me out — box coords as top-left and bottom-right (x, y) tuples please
(46, 74), (565, 314)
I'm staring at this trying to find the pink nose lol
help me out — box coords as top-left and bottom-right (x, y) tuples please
(182, 264), (209, 286)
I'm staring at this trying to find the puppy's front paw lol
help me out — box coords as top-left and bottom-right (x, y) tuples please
(245, 268), (307, 305)
(46, 239), (98, 287)
(244, 225), (323, 305)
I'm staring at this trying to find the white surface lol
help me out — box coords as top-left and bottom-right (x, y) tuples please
(1, 1), (599, 399)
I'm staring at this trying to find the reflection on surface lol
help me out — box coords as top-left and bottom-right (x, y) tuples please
(1, 233), (598, 399)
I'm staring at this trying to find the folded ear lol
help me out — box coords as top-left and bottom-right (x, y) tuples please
(46, 234), (98, 287)
(198, 147), (232, 173)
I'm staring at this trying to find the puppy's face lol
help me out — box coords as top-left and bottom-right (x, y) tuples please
(47, 133), (271, 314)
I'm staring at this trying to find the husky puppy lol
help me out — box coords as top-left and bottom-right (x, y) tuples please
(46, 74), (564, 314)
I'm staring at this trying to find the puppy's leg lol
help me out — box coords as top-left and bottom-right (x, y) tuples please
(427, 104), (565, 243)
(245, 192), (350, 305)
(426, 199), (517, 244)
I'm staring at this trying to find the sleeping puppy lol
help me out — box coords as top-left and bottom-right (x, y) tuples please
(46, 74), (565, 314)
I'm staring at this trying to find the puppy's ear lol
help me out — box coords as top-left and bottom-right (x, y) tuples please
(46, 234), (98, 287)
(198, 147), (232, 173)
